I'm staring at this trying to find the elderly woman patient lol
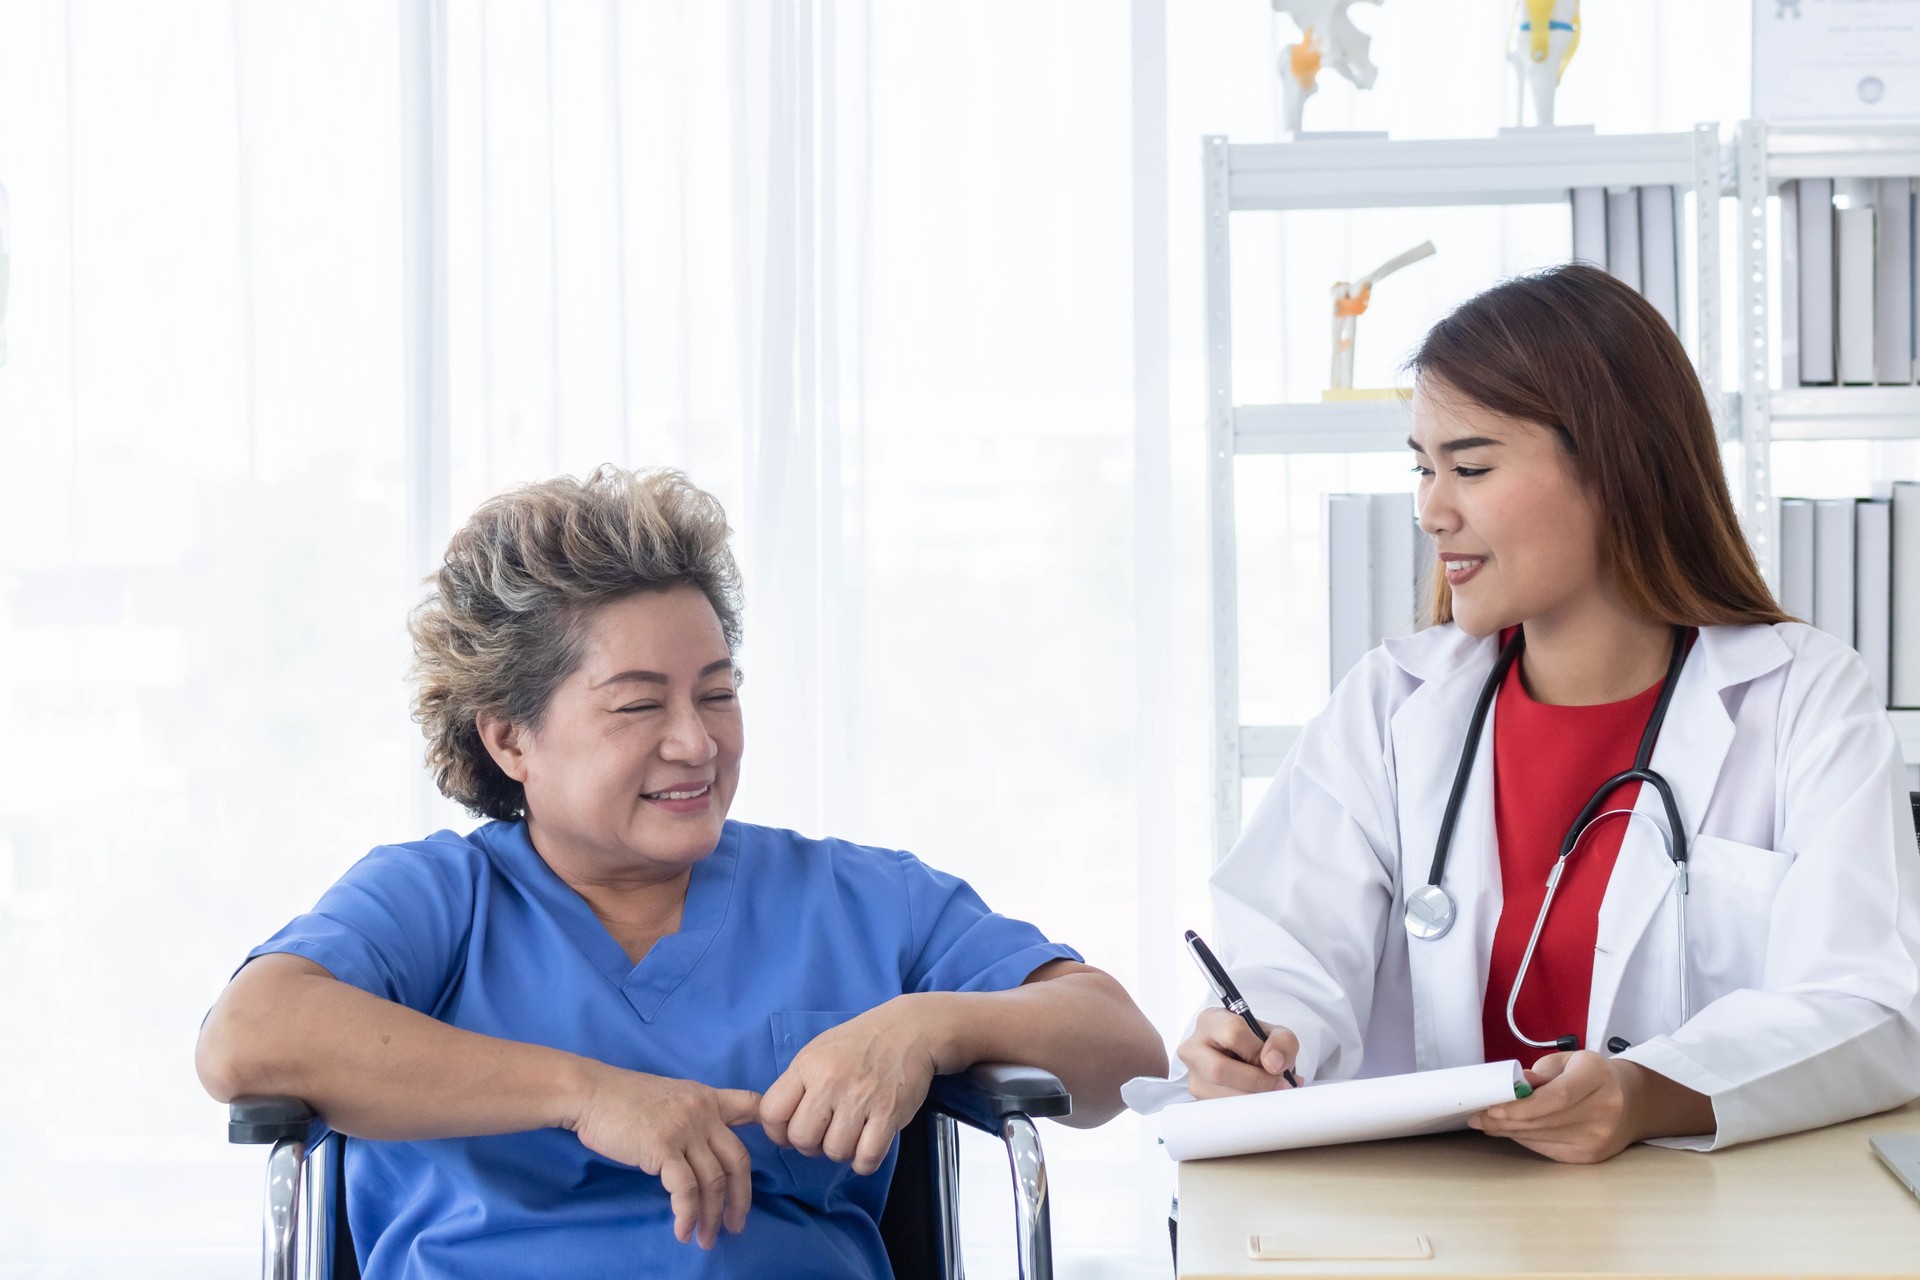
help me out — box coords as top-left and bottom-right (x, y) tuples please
(196, 466), (1165, 1279)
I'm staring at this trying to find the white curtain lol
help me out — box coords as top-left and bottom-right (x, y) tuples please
(0, 2), (1761, 1275)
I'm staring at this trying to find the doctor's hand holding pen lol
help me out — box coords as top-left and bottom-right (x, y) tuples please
(1177, 930), (1303, 1098)
(1178, 1008), (1302, 1098)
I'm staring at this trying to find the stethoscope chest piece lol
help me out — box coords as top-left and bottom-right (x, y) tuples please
(1404, 883), (1457, 941)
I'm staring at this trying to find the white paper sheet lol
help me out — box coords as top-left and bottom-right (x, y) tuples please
(1145, 1060), (1528, 1162)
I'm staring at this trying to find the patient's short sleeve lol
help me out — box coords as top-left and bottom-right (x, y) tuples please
(246, 838), (478, 1015)
(897, 850), (1081, 995)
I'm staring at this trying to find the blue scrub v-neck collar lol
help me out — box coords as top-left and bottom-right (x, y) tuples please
(486, 819), (741, 1023)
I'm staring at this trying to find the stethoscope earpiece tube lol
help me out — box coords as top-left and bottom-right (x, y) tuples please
(1409, 632), (1527, 941)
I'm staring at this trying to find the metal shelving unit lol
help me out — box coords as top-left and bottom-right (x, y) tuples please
(1204, 127), (1724, 860)
(1735, 122), (1920, 574)
(1729, 122), (1920, 801)
(1208, 123), (1920, 862)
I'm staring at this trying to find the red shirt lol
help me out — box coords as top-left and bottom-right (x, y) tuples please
(1480, 631), (1675, 1067)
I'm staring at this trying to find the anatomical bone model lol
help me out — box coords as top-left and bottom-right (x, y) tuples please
(1508, 0), (1581, 127)
(1271, 0), (1383, 135)
(1330, 241), (1435, 391)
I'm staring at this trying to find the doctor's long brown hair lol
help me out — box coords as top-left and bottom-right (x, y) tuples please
(1408, 263), (1790, 630)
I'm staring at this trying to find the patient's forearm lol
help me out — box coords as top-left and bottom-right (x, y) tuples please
(917, 962), (1168, 1127)
(195, 953), (594, 1141)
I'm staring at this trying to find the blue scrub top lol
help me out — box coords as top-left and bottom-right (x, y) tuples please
(249, 819), (1081, 1280)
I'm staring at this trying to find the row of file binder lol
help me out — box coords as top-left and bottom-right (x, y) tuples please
(1778, 483), (1920, 710)
(1569, 185), (1683, 334)
(1785, 178), (1920, 386)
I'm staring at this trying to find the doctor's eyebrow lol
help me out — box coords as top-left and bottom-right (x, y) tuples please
(592, 657), (736, 688)
(1406, 436), (1506, 456)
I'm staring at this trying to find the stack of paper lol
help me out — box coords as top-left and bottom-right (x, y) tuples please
(1147, 1060), (1530, 1162)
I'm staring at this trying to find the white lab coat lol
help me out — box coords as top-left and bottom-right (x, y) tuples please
(1213, 620), (1920, 1149)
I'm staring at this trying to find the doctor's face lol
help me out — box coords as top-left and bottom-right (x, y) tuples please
(502, 585), (744, 880)
(1409, 378), (1609, 640)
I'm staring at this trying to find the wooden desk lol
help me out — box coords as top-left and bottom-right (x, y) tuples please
(1176, 1102), (1920, 1278)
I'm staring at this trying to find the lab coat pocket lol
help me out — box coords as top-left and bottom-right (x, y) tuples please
(1683, 835), (1795, 1004)
(767, 1009), (867, 1205)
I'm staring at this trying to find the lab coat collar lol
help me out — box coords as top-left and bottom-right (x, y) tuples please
(1690, 620), (1793, 695)
(1381, 622), (1491, 686)
(1386, 621), (1792, 1065)
(1381, 619), (1790, 697)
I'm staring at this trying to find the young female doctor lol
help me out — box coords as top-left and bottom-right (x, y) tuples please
(1178, 263), (1920, 1163)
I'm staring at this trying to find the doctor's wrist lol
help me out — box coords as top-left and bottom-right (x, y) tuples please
(1612, 1058), (1716, 1144)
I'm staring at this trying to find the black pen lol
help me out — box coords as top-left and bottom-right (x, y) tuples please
(1184, 929), (1300, 1088)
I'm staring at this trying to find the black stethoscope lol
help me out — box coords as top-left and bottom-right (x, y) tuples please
(1402, 626), (1694, 1052)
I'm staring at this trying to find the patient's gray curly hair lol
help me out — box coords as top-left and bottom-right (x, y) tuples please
(409, 465), (743, 821)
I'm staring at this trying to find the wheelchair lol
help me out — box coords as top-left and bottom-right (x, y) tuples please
(229, 1063), (1068, 1280)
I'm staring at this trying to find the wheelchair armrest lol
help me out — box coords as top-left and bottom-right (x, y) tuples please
(229, 1095), (316, 1145)
(926, 1063), (1071, 1134)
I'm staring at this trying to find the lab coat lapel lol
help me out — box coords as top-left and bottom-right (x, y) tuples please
(1387, 628), (1502, 1071)
(1587, 627), (1785, 1041)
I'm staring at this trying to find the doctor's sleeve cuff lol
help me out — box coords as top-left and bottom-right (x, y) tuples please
(1614, 1037), (1735, 1151)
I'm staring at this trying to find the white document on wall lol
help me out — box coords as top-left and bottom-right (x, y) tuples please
(1754, 0), (1920, 122)
(1139, 1060), (1529, 1162)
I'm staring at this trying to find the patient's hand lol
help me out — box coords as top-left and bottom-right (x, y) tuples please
(1177, 1008), (1300, 1098)
(760, 999), (940, 1176)
(569, 1067), (762, 1248)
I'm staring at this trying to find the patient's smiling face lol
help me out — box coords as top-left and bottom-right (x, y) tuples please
(483, 585), (744, 884)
